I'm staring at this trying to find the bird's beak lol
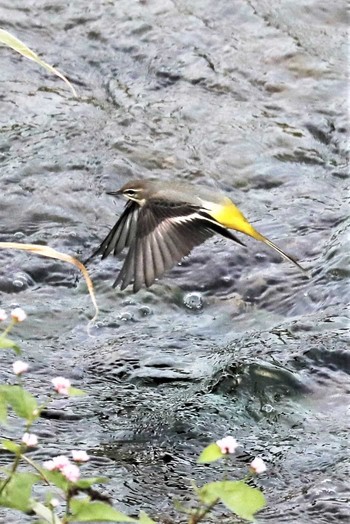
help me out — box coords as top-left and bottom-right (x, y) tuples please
(106, 190), (122, 197)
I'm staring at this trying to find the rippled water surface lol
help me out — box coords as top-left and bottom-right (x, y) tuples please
(0, 0), (349, 522)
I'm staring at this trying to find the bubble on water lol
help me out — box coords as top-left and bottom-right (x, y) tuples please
(12, 272), (34, 289)
(13, 231), (25, 239)
(13, 279), (24, 288)
(261, 404), (275, 414)
(119, 311), (134, 322)
(139, 306), (152, 317)
(183, 292), (203, 310)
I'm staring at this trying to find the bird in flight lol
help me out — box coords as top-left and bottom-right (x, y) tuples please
(87, 179), (305, 292)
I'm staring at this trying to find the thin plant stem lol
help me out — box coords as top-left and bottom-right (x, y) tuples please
(188, 499), (219, 524)
(0, 452), (21, 495)
(21, 454), (51, 485)
(1, 320), (15, 338)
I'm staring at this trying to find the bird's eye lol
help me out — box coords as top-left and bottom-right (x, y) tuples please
(124, 189), (138, 197)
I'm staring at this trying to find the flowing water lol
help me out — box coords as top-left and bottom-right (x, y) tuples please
(0, 1), (349, 522)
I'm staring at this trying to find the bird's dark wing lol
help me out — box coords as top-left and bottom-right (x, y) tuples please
(85, 200), (139, 263)
(114, 201), (245, 292)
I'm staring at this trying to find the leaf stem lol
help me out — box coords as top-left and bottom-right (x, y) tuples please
(21, 454), (51, 485)
(1, 320), (15, 338)
(188, 499), (219, 524)
(0, 451), (21, 495)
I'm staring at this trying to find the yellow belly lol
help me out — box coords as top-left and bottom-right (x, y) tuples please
(207, 198), (262, 240)
(203, 196), (306, 274)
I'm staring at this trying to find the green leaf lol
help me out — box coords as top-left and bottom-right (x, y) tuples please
(138, 511), (157, 523)
(173, 499), (192, 514)
(201, 481), (266, 522)
(197, 443), (224, 464)
(0, 29), (77, 97)
(69, 497), (136, 522)
(42, 469), (69, 491)
(0, 397), (7, 424)
(31, 500), (63, 524)
(75, 476), (107, 489)
(0, 472), (40, 512)
(197, 483), (220, 506)
(68, 387), (86, 397)
(0, 335), (21, 354)
(0, 385), (39, 421)
(1, 439), (21, 454)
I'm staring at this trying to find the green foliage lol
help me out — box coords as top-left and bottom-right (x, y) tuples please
(0, 385), (39, 422)
(137, 511), (157, 524)
(32, 500), (62, 524)
(75, 476), (108, 489)
(42, 469), (69, 491)
(68, 497), (136, 522)
(198, 480), (266, 522)
(197, 442), (224, 464)
(1, 439), (21, 454)
(0, 398), (7, 424)
(0, 335), (21, 354)
(68, 386), (86, 397)
(0, 472), (40, 512)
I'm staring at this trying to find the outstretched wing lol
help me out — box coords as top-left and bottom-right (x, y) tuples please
(85, 200), (139, 262)
(114, 200), (245, 292)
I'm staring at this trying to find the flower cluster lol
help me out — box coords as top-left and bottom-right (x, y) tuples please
(13, 360), (29, 375)
(250, 457), (267, 474)
(216, 435), (267, 474)
(11, 308), (27, 323)
(52, 376), (71, 395)
(22, 433), (38, 448)
(0, 307), (27, 323)
(216, 436), (240, 454)
(43, 450), (89, 482)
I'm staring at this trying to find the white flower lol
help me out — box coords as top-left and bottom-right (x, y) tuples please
(43, 455), (70, 472)
(52, 377), (71, 395)
(216, 436), (240, 454)
(0, 309), (7, 321)
(43, 460), (56, 471)
(11, 308), (27, 322)
(71, 450), (89, 462)
(52, 455), (71, 470)
(61, 463), (80, 482)
(250, 457), (267, 474)
(12, 360), (29, 375)
(22, 432), (38, 447)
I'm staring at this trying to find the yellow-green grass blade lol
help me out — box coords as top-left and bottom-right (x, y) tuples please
(0, 28), (77, 97)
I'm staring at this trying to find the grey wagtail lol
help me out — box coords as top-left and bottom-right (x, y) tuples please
(87, 179), (305, 292)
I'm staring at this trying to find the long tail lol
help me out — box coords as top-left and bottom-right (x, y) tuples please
(254, 230), (307, 275)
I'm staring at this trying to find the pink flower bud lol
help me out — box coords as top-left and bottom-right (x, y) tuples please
(250, 457), (267, 474)
(43, 455), (71, 472)
(12, 360), (29, 375)
(71, 450), (89, 462)
(11, 308), (27, 322)
(0, 309), (7, 321)
(61, 463), (80, 482)
(216, 436), (240, 454)
(52, 455), (71, 470)
(52, 377), (71, 395)
(22, 432), (38, 447)
(43, 460), (56, 471)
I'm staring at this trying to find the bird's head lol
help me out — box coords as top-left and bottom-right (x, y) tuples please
(107, 180), (150, 204)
